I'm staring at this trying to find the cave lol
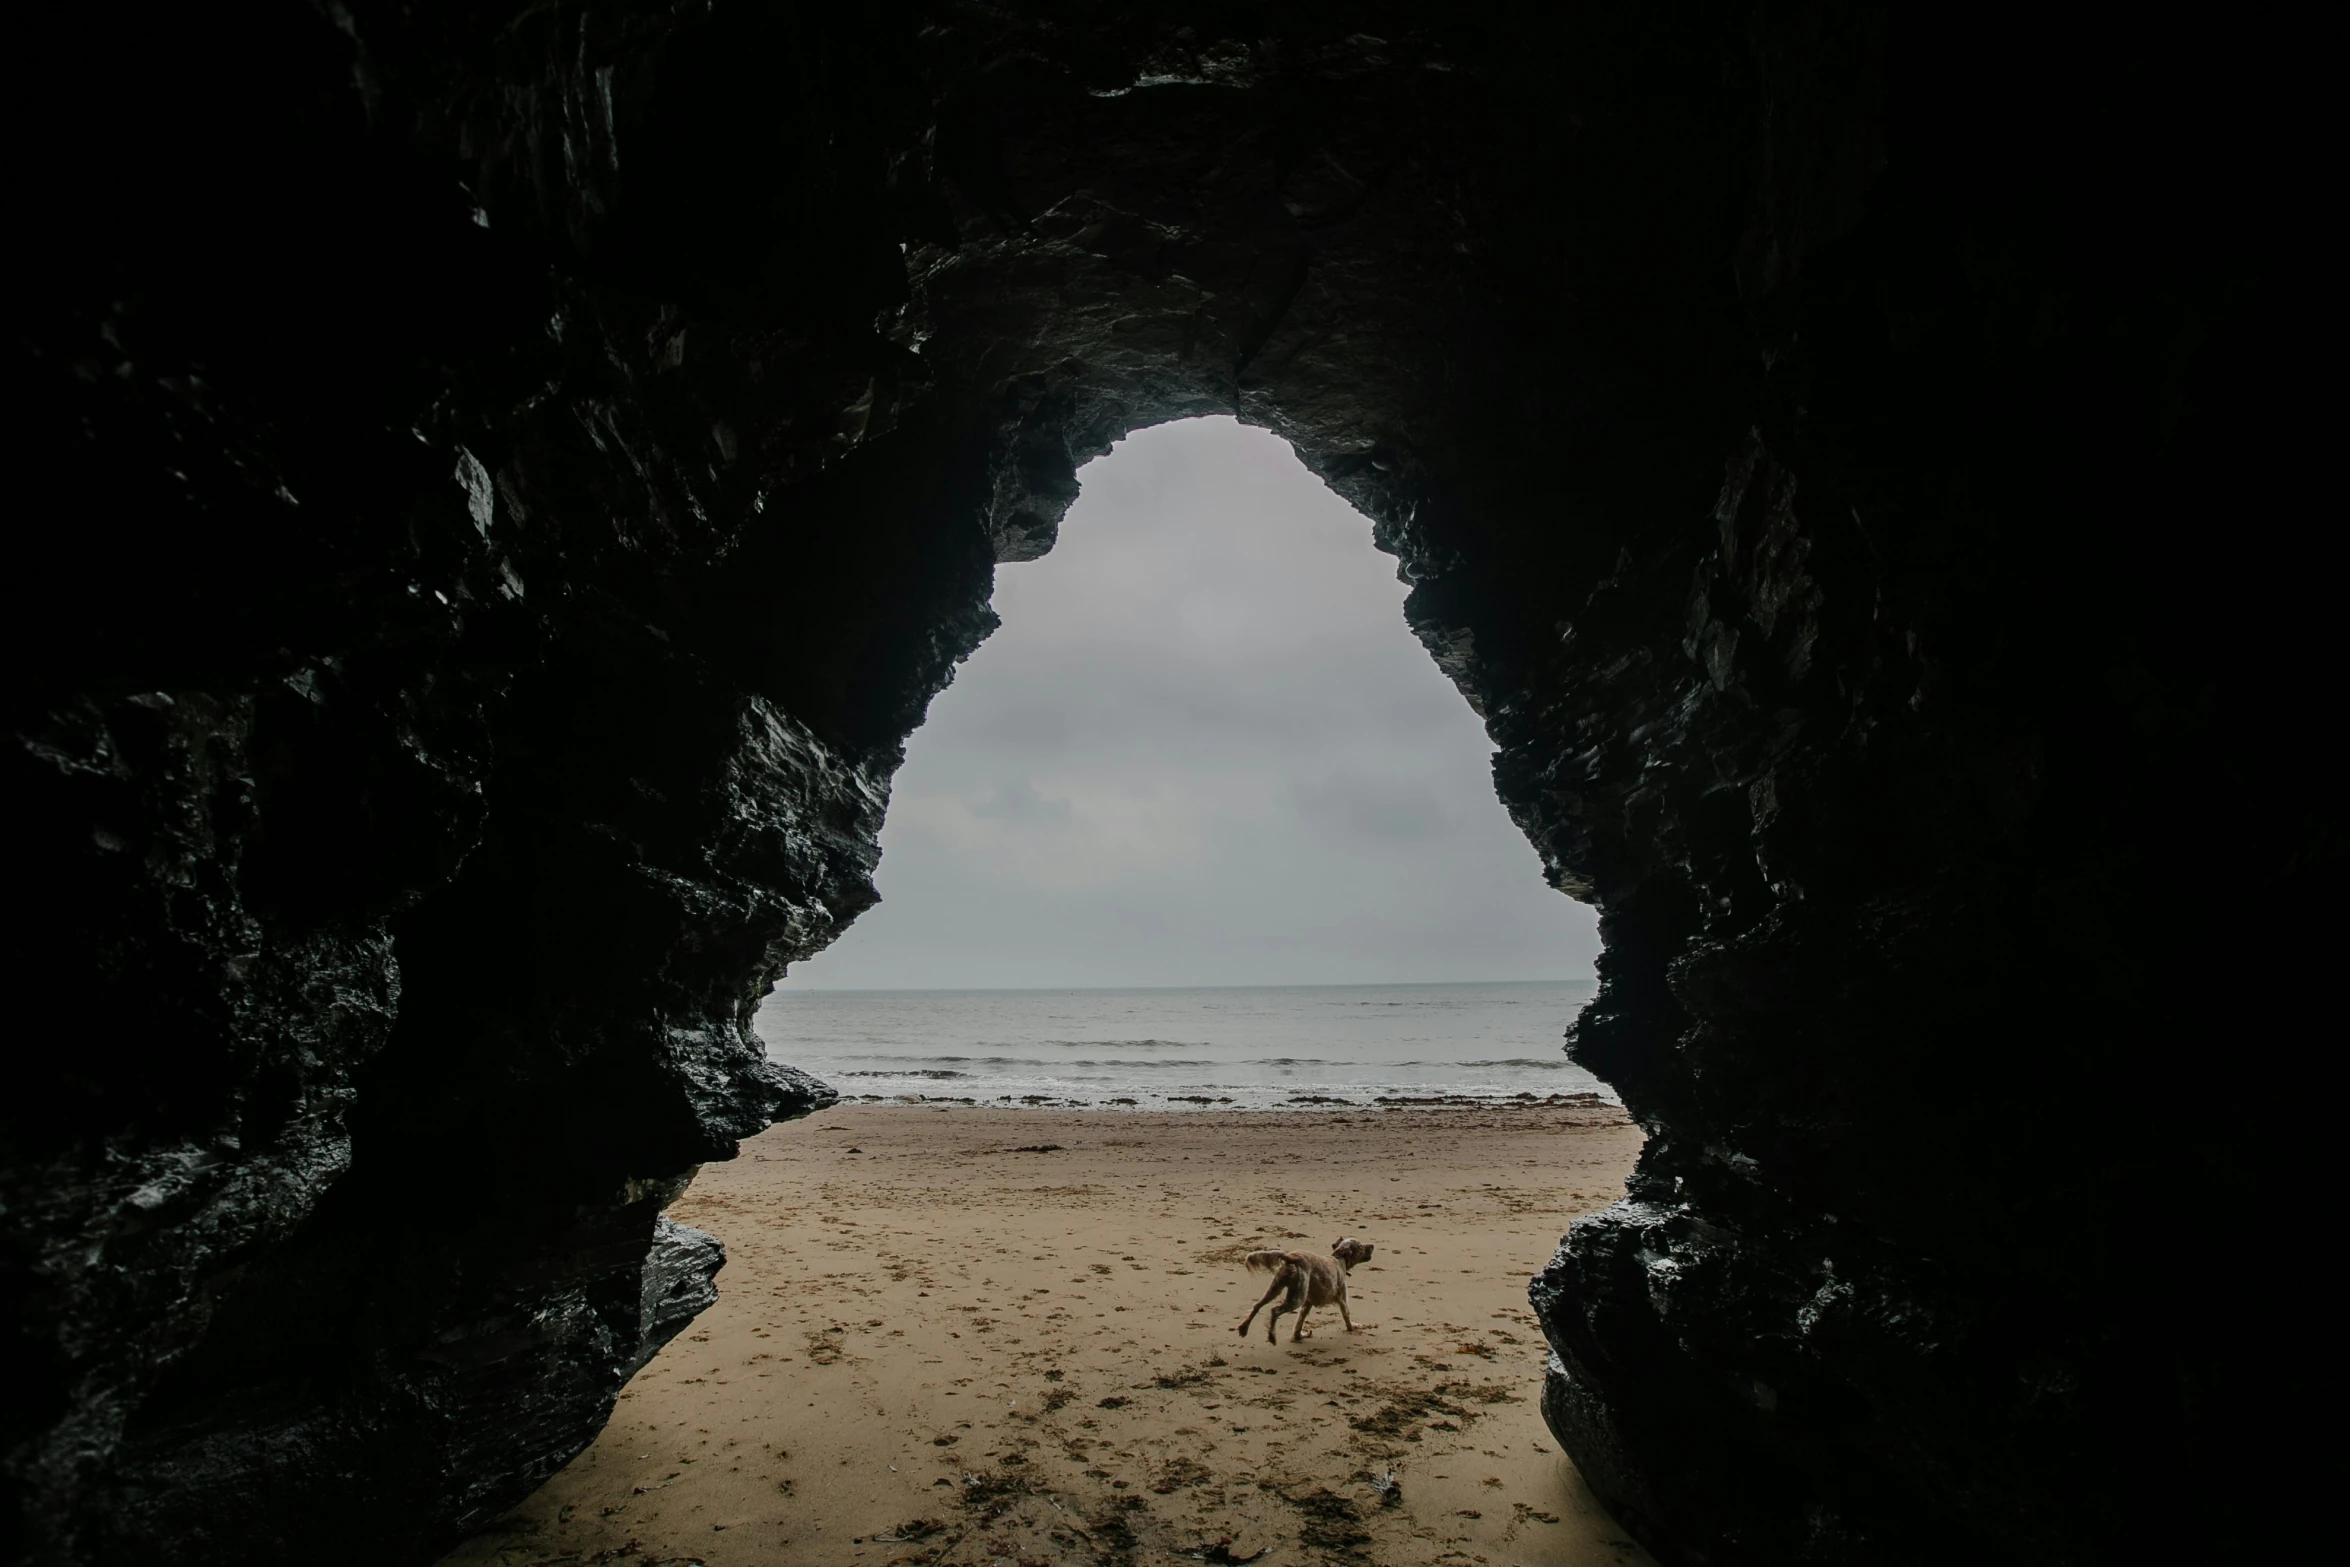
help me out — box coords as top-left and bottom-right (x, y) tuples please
(4, 6), (2324, 1565)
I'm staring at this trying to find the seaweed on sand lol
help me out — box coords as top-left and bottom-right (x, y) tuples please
(1262, 1483), (1372, 1558)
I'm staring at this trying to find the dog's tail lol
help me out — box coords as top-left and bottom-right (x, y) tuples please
(1243, 1250), (1295, 1275)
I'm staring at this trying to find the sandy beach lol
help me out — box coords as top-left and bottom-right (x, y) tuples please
(438, 1104), (1651, 1567)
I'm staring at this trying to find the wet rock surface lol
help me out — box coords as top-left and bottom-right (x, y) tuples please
(4, 5), (2324, 1565)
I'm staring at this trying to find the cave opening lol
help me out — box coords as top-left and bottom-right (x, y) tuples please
(760, 410), (1606, 1109)
(419, 412), (1635, 1565)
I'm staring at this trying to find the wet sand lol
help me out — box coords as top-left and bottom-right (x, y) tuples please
(439, 1103), (1652, 1567)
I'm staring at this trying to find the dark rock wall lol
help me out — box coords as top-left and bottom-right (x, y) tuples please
(4, 5), (2324, 1564)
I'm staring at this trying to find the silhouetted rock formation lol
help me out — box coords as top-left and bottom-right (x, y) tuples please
(5, 5), (2324, 1564)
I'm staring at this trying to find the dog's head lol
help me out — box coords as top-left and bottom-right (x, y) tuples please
(1332, 1237), (1374, 1269)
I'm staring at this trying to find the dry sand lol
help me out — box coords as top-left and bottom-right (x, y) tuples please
(440, 1104), (1652, 1567)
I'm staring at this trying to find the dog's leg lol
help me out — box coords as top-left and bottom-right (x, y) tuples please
(1238, 1274), (1286, 1337)
(1337, 1283), (1356, 1334)
(1292, 1301), (1314, 1342)
(1267, 1286), (1298, 1344)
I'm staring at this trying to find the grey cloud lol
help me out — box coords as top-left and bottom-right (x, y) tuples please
(1291, 773), (1449, 840)
(979, 705), (1073, 749)
(964, 777), (1073, 825)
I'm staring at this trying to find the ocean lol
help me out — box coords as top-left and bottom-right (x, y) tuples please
(752, 979), (1612, 1110)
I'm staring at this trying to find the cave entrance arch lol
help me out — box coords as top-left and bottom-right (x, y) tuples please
(771, 414), (1601, 1000)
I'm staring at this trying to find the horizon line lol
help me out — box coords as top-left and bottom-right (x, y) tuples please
(769, 976), (1597, 994)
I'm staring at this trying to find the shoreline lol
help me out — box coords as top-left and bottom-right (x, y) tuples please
(754, 979), (1613, 1119)
(820, 1090), (1623, 1112)
(442, 1103), (1652, 1567)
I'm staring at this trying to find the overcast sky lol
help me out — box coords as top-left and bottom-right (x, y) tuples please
(781, 417), (1600, 989)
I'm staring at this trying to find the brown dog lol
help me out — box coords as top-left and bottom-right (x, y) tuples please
(1237, 1238), (1373, 1343)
